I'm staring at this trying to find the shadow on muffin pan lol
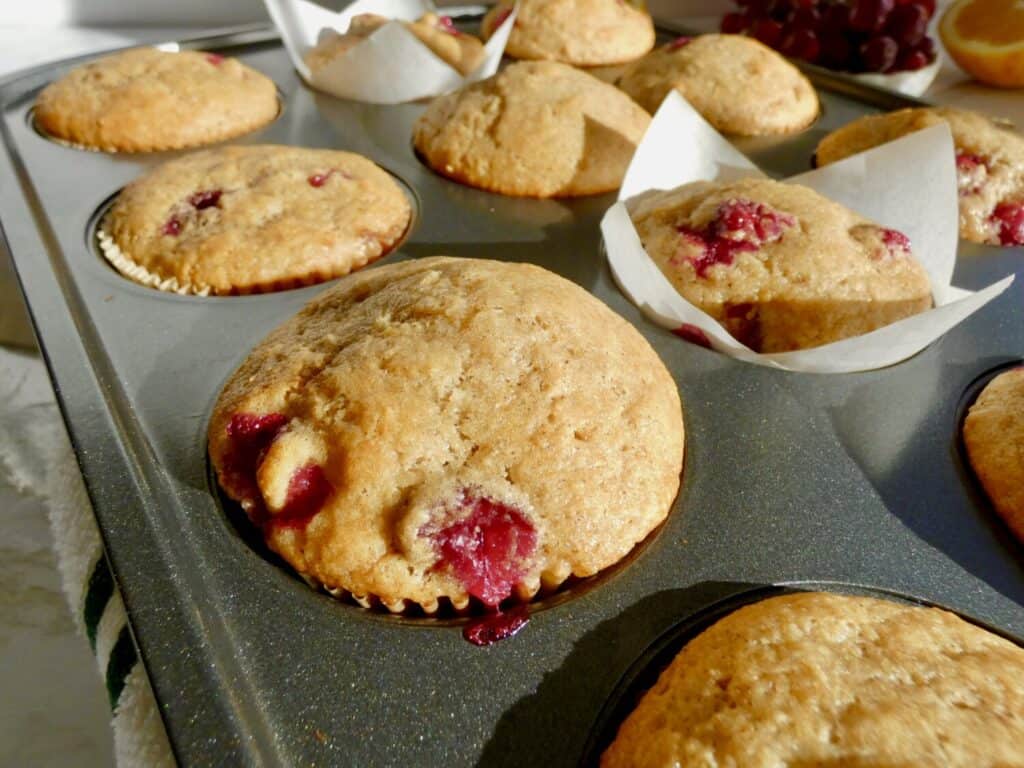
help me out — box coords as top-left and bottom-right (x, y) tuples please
(577, 580), (1024, 767)
(204, 454), (678, 626)
(85, 167), (421, 298)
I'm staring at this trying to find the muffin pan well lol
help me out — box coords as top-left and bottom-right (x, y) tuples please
(1, 16), (1023, 767)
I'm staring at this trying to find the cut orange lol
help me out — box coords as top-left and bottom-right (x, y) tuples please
(940, 0), (1024, 87)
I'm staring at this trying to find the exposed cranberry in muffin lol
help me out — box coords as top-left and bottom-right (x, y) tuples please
(991, 202), (1024, 246)
(205, 53), (225, 66)
(188, 189), (223, 210)
(222, 412), (290, 506)
(880, 228), (912, 257)
(161, 217), (182, 236)
(492, 7), (512, 29)
(463, 604), (530, 646)
(437, 15), (460, 34)
(724, 302), (762, 349)
(270, 463), (333, 530)
(955, 152), (987, 196)
(672, 323), (712, 348)
(676, 199), (795, 278)
(308, 169), (352, 187)
(423, 492), (537, 607)
(669, 35), (694, 49)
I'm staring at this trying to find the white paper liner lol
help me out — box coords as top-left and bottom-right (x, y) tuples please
(847, 56), (941, 98)
(97, 229), (213, 297)
(602, 92), (1014, 373)
(264, 0), (517, 104)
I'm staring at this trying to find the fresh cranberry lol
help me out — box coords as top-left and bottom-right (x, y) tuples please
(860, 35), (900, 71)
(437, 15), (460, 35)
(269, 464), (333, 530)
(916, 36), (936, 57)
(463, 604), (530, 646)
(819, 30), (853, 68)
(880, 228), (912, 257)
(910, 0), (936, 18)
(780, 27), (821, 61)
(885, 3), (928, 45)
(222, 413), (290, 507)
(205, 53), (224, 65)
(752, 19), (784, 47)
(188, 189), (222, 210)
(897, 49), (931, 70)
(161, 217), (182, 236)
(678, 199), (795, 278)
(669, 35), (693, 49)
(821, 3), (851, 30)
(423, 492), (537, 607)
(672, 324), (712, 348)
(789, 6), (821, 30)
(848, 0), (895, 32)
(721, 11), (749, 33)
(991, 202), (1024, 246)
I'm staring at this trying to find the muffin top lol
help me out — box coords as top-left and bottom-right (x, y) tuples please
(816, 107), (1024, 245)
(616, 34), (819, 135)
(481, 0), (654, 66)
(34, 48), (278, 152)
(208, 257), (684, 613)
(100, 145), (411, 295)
(413, 60), (651, 197)
(603, 591), (1024, 768)
(964, 366), (1024, 539)
(304, 13), (485, 77)
(628, 177), (932, 351)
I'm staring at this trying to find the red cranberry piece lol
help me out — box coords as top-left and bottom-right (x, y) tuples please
(669, 35), (694, 49)
(849, 0), (894, 32)
(907, 0), (936, 18)
(437, 15), (460, 35)
(897, 48), (931, 70)
(205, 53), (224, 65)
(752, 19), (784, 47)
(188, 189), (222, 210)
(780, 27), (821, 61)
(672, 324), (712, 348)
(715, 199), (796, 243)
(724, 302), (762, 349)
(463, 604), (530, 646)
(991, 202), (1024, 246)
(425, 493), (537, 607)
(308, 170), (336, 187)
(223, 412), (290, 505)
(161, 217), (182, 236)
(881, 228), (912, 256)
(789, 6), (821, 30)
(269, 463), (333, 530)
(492, 7), (512, 28)
(721, 11), (750, 33)
(819, 30), (853, 68)
(885, 3), (928, 46)
(821, 3), (851, 30)
(956, 152), (984, 174)
(860, 35), (899, 71)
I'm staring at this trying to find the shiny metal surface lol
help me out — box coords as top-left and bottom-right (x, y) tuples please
(1, 20), (1021, 766)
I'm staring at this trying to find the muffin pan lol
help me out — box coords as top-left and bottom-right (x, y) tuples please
(1, 16), (1022, 767)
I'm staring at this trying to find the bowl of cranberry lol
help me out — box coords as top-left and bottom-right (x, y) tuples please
(721, 0), (942, 95)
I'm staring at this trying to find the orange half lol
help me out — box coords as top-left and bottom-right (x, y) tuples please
(940, 0), (1024, 87)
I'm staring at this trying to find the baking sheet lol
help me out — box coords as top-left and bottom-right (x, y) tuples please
(1, 18), (1022, 766)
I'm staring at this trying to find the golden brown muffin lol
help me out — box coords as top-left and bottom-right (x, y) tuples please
(616, 34), (819, 135)
(413, 60), (651, 197)
(304, 13), (485, 76)
(208, 257), (685, 613)
(604, 592), (1024, 768)
(816, 107), (1024, 246)
(99, 145), (411, 295)
(964, 366), (1024, 539)
(34, 48), (278, 152)
(628, 177), (933, 352)
(481, 0), (654, 66)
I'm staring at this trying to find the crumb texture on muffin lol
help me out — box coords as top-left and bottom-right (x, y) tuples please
(208, 257), (685, 612)
(413, 60), (651, 197)
(616, 34), (819, 136)
(628, 177), (932, 351)
(100, 145), (411, 295)
(34, 48), (278, 152)
(964, 366), (1024, 538)
(481, 0), (654, 66)
(603, 591), (1024, 768)
(816, 107), (1024, 245)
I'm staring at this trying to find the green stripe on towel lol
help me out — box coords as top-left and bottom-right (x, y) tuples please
(83, 556), (114, 650)
(106, 626), (137, 710)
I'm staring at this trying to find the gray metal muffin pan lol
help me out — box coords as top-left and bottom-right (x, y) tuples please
(1, 16), (1022, 767)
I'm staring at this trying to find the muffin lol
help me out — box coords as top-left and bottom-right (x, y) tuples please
(628, 177), (933, 352)
(413, 61), (651, 197)
(816, 107), (1024, 246)
(99, 145), (411, 295)
(603, 591), (1024, 767)
(964, 366), (1024, 539)
(34, 48), (278, 153)
(480, 0), (654, 66)
(304, 13), (485, 77)
(616, 34), (819, 135)
(208, 257), (685, 613)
